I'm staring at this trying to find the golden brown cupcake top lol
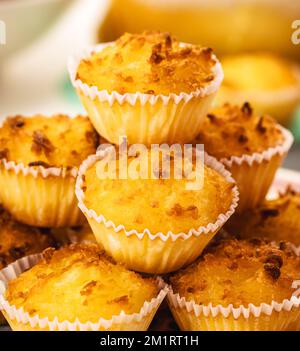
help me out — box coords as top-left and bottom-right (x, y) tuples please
(0, 207), (55, 270)
(195, 103), (284, 159)
(82, 149), (235, 235)
(76, 31), (217, 95)
(226, 187), (300, 245)
(5, 243), (158, 322)
(0, 115), (99, 168)
(170, 238), (300, 307)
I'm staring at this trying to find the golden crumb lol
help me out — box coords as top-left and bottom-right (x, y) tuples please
(0, 115), (99, 168)
(5, 243), (158, 322)
(170, 238), (300, 307)
(0, 207), (55, 269)
(83, 149), (234, 234)
(195, 103), (284, 159)
(226, 187), (300, 245)
(77, 31), (217, 95)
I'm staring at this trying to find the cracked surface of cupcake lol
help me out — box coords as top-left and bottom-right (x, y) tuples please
(1, 243), (164, 331)
(195, 103), (293, 211)
(70, 31), (223, 144)
(217, 53), (300, 126)
(168, 238), (300, 331)
(227, 187), (300, 246)
(76, 148), (238, 274)
(0, 114), (99, 227)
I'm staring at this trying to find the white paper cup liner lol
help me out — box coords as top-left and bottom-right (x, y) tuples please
(75, 150), (239, 273)
(0, 254), (169, 331)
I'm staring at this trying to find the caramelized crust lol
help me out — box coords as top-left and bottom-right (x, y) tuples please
(170, 238), (300, 307)
(0, 115), (99, 168)
(83, 150), (234, 234)
(77, 31), (217, 95)
(195, 103), (284, 159)
(0, 207), (55, 269)
(226, 187), (300, 245)
(5, 243), (158, 322)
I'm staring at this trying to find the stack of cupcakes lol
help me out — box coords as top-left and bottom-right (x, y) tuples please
(0, 31), (299, 332)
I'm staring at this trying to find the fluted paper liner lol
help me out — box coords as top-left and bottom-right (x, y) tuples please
(0, 254), (168, 331)
(220, 126), (294, 212)
(0, 114), (85, 227)
(75, 150), (239, 273)
(68, 42), (223, 145)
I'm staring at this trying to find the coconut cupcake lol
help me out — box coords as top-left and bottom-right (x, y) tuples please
(0, 206), (55, 325)
(227, 187), (300, 246)
(0, 243), (168, 331)
(0, 207), (55, 270)
(195, 103), (293, 212)
(0, 114), (99, 227)
(75, 147), (238, 274)
(69, 31), (223, 145)
(168, 238), (300, 331)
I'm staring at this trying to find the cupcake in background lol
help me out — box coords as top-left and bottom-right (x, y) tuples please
(217, 53), (300, 126)
(168, 238), (300, 331)
(69, 31), (223, 145)
(0, 114), (99, 228)
(195, 103), (293, 212)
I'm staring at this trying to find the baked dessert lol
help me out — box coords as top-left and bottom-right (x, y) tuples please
(0, 114), (99, 227)
(75, 148), (238, 274)
(0, 243), (167, 331)
(0, 206), (55, 325)
(69, 31), (223, 145)
(195, 103), (293, 212)
(227, 187), (300, 246)
(168, 238), (300, 331)
(0, 207), (55, 270)
(217, 53), (300, 125)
